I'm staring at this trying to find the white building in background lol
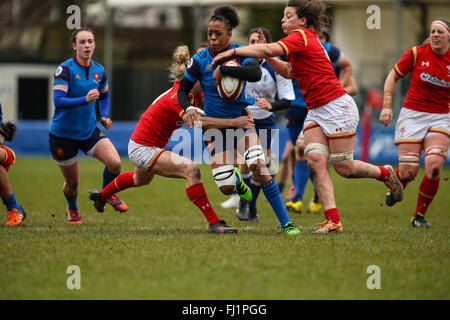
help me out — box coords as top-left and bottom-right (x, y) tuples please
(0, 64), (56, 121)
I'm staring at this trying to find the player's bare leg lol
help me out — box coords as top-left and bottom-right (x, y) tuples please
(59, 161), (82, 224)
(304, 127), (341, 234)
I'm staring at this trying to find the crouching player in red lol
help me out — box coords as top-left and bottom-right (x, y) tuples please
(88, 45), (254, 233)
(0, 103), (26, 226)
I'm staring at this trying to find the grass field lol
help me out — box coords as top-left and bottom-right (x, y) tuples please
(0, 157), (449, 300)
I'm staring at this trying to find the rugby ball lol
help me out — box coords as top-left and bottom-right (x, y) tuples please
(217, 60), (245, 101)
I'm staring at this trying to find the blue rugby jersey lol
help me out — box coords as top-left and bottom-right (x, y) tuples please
(184, 44), (255, 119)
(321, 41), (342, 78)
(50, 56), (109, 140)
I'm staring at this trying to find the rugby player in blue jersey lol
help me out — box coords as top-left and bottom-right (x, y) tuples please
(49, 27), (127, 224)
(177, 6), (300, 235)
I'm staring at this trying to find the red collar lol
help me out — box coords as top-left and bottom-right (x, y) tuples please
(74, 55), (92, 68)
(209, 44), (231, 58)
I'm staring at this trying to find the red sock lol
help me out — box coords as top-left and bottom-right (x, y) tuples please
(101, 171), (135, 201)
(396, 167), (409, 189)
(324, 208), (340, 224)
(186, 183), (220, 225)
(377, 166), (390, 182)
(415, 175), (440, 217)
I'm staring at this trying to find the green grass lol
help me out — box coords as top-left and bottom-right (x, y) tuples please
(0, 157), (449, 299)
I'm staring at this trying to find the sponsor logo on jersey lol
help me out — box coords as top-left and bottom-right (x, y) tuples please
(421, 61), (429, 67)
(75, 74), (81, 80)
(420, 72), (450, 87)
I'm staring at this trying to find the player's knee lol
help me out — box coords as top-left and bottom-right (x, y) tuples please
(219, 185), (235, 195)
(244, 145), (265, 168)
(185, 163), (201, 181)
(65, 181), (79, 192)
(107, 160), (121, 174)
(399, 166), (417, 182)
(295, 140), (305, 157)
(212, 165), (235, 191)
(333, 162), (355, 179)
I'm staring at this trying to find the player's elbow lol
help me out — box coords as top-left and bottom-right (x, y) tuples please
(245, 61), (262, 82)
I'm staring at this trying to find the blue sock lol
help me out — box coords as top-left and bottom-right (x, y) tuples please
(64, 192), (78, 210)
(103, 167), (119, 189)
(242, 172), (252, 190)
(261, 178), (291, 227)
(249, 179), (261, 209)
(2, 192), (22, 211)
(293, 160), (309, 201)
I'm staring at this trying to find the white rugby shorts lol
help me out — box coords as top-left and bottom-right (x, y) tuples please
(303, 94), (359, 139)
(128, 139), (164, 171)
(395, 108), (450, 144)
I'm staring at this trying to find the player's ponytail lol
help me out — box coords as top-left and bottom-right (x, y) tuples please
(210, 5), (240, 31)
(286, 0), (328, 34)
(0, 122), (17, 142)
(169, 45), (191, 82)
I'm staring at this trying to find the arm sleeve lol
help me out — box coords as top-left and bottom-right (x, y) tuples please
(53, 90), (87, 109)
(394, 47), (415, 78)
(99, 91), (110, 118)
(177, 77), (196, 111)
(327, 44), (342, 64)
(98, 71), (110, 118)
(277, 31), (308, 58)
(270, 99), (291, 112)
(219, 60), (262, 82)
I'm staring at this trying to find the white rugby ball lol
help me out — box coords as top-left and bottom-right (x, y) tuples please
(217, 60), (245, 101)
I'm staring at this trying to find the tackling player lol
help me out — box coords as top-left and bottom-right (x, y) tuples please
(211, 0), (403, 234)
(88, 45), (252, 233)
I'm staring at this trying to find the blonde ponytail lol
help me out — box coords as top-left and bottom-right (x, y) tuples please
(169, 45), (191, 82)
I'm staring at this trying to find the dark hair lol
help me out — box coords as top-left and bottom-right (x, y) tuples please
(209, 5), (240, 31)
(320, 26), (330, 42)
(72, 27), (95, 43)
(0, 122), (17, 142)
(248, 27), (272, 43)
(286, 0), (328, 34)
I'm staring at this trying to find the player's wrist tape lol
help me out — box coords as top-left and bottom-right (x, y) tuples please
(186, 106), (205, 115)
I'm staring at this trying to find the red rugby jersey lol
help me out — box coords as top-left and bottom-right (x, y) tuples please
(131, 81), (202, 148)
(277, 28), (346, 109)
(394, 43), (450, 114)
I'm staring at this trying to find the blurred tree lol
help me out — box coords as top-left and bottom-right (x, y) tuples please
(241, 5), (286, 43)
